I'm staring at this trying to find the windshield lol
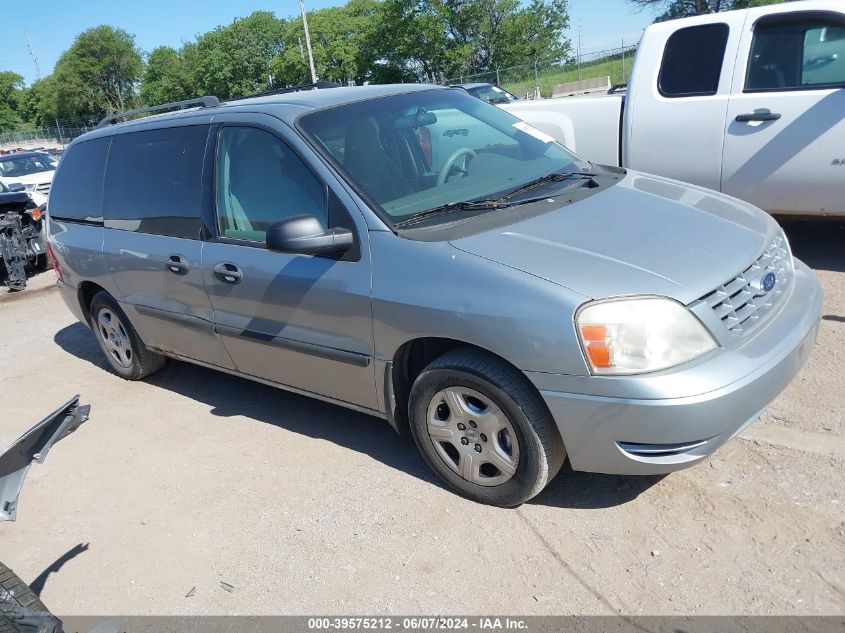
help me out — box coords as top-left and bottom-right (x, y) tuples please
(0, 154), (56, 178)
(299, 89), (587, 223)
(469, 85), (517, 103)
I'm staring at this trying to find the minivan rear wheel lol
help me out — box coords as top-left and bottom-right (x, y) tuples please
(89, 291), (166, 380)
(408, 348), (565, 507)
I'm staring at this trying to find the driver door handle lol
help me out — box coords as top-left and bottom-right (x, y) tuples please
(736, 112), (781, 123)
(213, 261), (243, 284)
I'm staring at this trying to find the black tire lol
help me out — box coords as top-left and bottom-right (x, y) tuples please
(0, 562), (62, 633)
(408, 348), (565, 507)
(89, 291), (166, 380)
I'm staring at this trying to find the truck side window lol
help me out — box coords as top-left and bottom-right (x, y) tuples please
(215, 126), (327, 243)
(658, 23), (730, 98)
(746, 15), (845, 91)
(103, 125), (209, 239)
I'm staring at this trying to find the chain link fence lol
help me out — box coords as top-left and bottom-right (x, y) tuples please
(0, 118), (98, 151)
(443, 42), (638, 99)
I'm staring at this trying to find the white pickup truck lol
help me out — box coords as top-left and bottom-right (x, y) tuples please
(502, 0), (845, 216)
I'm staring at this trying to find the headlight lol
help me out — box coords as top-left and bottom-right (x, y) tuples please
(23, 184), (36, 192)
(576, 297), (717, 375)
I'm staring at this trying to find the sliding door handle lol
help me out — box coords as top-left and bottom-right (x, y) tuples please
(166, 254), (189, 275)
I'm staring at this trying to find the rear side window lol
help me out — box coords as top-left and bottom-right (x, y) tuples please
(746, 15), (845, 91)
(659, 24), (730, 97)
(103, 125), (209, 239)
(48, 138), (110, 223)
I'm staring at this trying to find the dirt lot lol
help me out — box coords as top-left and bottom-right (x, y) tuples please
(0, 218), (842, 616)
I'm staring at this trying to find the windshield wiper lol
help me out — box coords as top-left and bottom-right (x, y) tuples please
(395, 199), (505, 227)
(501, 171), (596, 201)
(395, 172), (597, 229)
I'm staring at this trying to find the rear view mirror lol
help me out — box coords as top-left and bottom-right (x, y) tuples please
(266, 215), (354, 256)
(395, 111), (437, 130)
(7, 183), (25, 193)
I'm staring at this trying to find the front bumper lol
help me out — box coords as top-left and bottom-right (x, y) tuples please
(530, 259), (822, 475)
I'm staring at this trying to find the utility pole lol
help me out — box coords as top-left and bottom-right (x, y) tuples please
(300, 0), (318, 83)
(576, 22), (582, 81)
(25, 29), (42, 81)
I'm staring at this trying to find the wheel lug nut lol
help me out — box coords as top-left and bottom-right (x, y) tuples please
(461, 437), (469, 445)
(480, 433), (487, 442)
(469, 421), (477, 428)
(457, 423), (466, 431)
(474, 444), (482, 453)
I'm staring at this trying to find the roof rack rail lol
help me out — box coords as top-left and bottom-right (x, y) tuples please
(227, 81), (341, 102)
(96, 96), (221, 129)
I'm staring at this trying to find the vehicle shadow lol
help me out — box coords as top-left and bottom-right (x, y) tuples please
(778, 216), (845, 273)
(29, 542), (89, 597)
(54, 322), (660, 509)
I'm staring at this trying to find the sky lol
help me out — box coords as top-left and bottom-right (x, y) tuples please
(2, 0), (658, 87)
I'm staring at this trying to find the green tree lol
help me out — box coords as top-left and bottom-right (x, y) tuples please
(372, 0), (570, 81)
(0, 71), (24, 132)
(272, 0), (381, 86)
(141, 46), (194, 105)
(189, 11), (287, 99)
(18, 76), (60, 128)
(630, 0), (792, 22)
(50, 25), (143, 120)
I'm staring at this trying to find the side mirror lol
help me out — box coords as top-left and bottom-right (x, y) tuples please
(266, 215), (354, 256)
(7, 183), (25, 193)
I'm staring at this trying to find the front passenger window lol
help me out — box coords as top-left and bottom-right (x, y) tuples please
(215, 126), (327, 242)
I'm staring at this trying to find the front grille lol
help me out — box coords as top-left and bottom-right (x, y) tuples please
(35, 182), (51, 195)
(699, 233), (793, 335)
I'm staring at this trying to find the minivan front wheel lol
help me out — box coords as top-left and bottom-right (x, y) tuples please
(89, 291), (166, 380)
(409, 349), (565, 507)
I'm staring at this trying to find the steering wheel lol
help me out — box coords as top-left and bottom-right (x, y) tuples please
(437, 147), (477, 186)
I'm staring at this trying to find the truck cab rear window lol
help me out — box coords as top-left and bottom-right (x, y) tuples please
(48, 137), (110, 223)
(103, 125), (209, 239)
(659, 23), (729, 98)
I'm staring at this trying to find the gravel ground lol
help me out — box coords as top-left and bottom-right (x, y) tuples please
(0, 218), (842, 616)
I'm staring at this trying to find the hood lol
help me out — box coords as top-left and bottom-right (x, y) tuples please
(450, 171), (777, 304)
(0, 170), (54, 186)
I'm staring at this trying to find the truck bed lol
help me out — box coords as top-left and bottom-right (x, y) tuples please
(500, 94), (624, 166)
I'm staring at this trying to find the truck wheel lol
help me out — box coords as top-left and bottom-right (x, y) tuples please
(0, 562), (62, 633)
(89, 291), (166, 380)
(408, 348), (565, 507)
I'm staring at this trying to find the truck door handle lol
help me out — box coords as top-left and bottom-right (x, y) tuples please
(735, 112), (781, 123)
(213, 262), (243, 284)
(166, 254), (189, 275)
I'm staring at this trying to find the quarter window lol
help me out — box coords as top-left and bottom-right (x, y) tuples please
(215, 127), (326, 243)
(103, 125), (209, 239)
(659, 24), (730, 97)
(746, 15), (845, 91)
(48, 138), (110, 223)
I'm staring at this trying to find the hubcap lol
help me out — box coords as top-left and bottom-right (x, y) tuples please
(426, 387), (519, 487)
(96, 308), (133, 368)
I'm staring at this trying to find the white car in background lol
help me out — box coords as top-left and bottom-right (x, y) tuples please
(0, 152), (56, 207)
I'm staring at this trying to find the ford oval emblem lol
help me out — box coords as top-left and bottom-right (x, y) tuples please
(762, 271), (777, 293)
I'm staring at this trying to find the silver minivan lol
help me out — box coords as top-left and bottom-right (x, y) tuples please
(47, 84), (822, 506)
